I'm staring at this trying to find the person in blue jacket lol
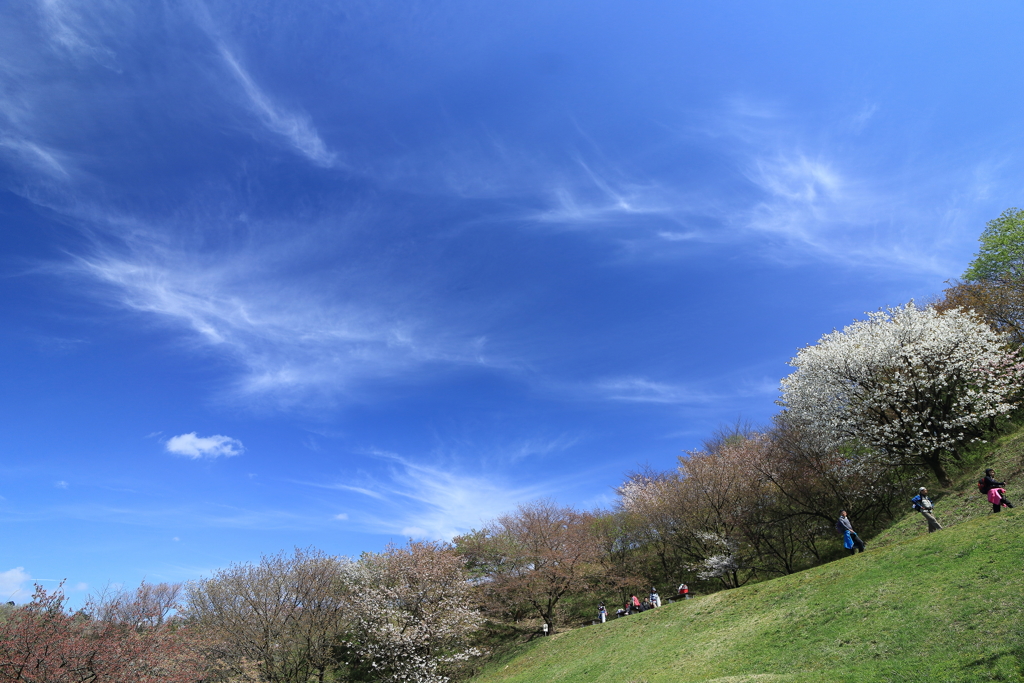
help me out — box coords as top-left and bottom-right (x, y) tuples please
(911, 487), (943, 532)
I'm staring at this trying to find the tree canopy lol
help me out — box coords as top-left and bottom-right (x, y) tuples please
(963, 207), (1024, 282)
(779, 303), (1024, 485)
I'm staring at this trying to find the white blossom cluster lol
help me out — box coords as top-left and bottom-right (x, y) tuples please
(690, 531), (740, 581)
(345, 552), (482, 683)
(617, 474), (664, 514)
(779, 303), (1024, 467)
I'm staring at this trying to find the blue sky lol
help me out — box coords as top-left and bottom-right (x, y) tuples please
(2, 0), (1022, 602)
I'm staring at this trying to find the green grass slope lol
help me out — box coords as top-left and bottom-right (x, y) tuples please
(873, 428), (1024, 550)
(473, 511), (1024, 683)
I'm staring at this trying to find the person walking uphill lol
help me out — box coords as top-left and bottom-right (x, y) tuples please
(912, 487), (943, 532)
(836, 510), (865, 554)
(981, 469), (1015, 513)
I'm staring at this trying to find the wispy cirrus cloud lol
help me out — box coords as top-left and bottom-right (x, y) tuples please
(532, 158), (670, 226)
(62, 225), (497, 408)
(36, 0), (121, 69)
(511, 100), (987, 276)
(0, 135), (69, 178)
(596, 376), (716, 404)
(217, 45), (336, 167)
(706, 98), (982, 274)
(594, 374), (778, 406)
(298, 450), (555, 539)
(738, 146), (961, 274)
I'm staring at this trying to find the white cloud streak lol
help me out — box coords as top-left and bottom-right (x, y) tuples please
(36, 0), (120, 68)
(0, 135), (69, 178)
(165, 432), (244, 459)
(299, 451), (554, 539)
(66, 233), (493, 407)
(532, 158), (671, 226)
(594, 374), (778, 407)
(596, 376), (715, 404)
(218, 45), (336, 167)
(739, 147), (959, 274)
(515, 102), (983, 276)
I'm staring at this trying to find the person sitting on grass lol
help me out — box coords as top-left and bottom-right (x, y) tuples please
(630, 594), (641, 613)
(911, 487), (943, 532)
(982, 469), (1015, 513)
(836, 510), (865, 555)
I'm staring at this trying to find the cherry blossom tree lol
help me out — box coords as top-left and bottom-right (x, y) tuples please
(344, 541), (482, 683)
(0, 582), (209, 683)
(779, 303), (1024, 485)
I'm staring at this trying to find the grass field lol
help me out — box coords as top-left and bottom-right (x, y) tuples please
(472, 444), (1024, 683)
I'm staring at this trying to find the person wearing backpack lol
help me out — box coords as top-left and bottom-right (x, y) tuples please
(911, 487), (943, 532)
(981, 469), (1015, 513)
(836, 510), (865, 554)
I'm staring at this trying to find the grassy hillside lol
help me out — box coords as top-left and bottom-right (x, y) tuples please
(872, 427), (1024, 550)
(473, 510), (1024, 683)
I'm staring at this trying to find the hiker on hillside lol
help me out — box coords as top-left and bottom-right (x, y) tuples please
(981, 469), (1015, 513)
(678, 583), (689, 599)
(836, 510), (866, 554)
(650, 588), (661, 608)
(911, 487), (943, 532)
(598, 603), (607, 623)
(630, 594), (641, 613)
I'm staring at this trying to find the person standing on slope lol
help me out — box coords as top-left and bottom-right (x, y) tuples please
(911, 487), (943, 532)
(598, 603), (607, 623)
(982, 469), (1015, 513)
(836, 510), (865, 555)
(650, 588), (661, 608)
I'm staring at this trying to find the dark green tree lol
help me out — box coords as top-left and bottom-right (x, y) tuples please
(964, 207), (1024, 282)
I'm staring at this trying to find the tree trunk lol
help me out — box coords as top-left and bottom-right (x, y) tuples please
(925, 453), (953, 487)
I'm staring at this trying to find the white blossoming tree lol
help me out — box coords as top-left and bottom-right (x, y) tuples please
(779, 303), (1024, 486)
(345, 540), (483, 683)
